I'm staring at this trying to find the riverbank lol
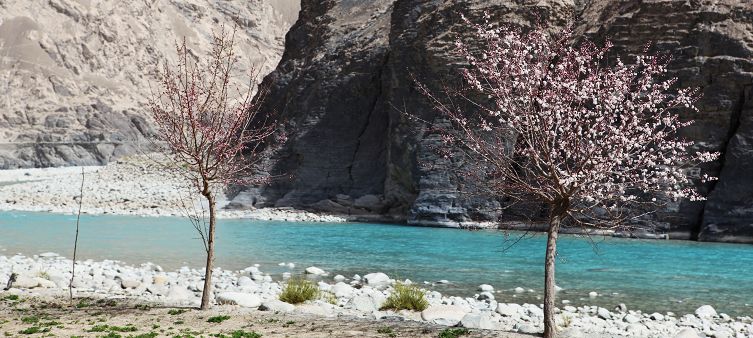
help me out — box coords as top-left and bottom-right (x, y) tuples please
(1, 254), (750, 338)
(0, 155), (345, 223)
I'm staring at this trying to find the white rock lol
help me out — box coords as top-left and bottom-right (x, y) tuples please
(305, 266), (327, 276)
(259, 299), (295, 313)
(524, 304), (544, 318)
(650, 312), (664, 321)
(477, 292), (495, 301)
(348, 295), (378, 312)
(421, 305), (469, 326)
(166, 286), (195, 302)
(333, 275), (346, 282)
(216, 292), (261, 308)
(460, 312), (496, 330)
(496, 303), (523, 317)
(514, 287), (525, 293)
(120, 278), (141, 289)
(589, 291), (598, 298)
(363, 272), (390, 287)
(436, 279), (449, 284)
(624, 313), (641, 324)
(36, 277), (57, 289)
(674, 328), (701, 338)
(152, 275), (168, 286)
(317, 281), (331, 292)
(38, 252), (59, 258)
(332, 282), (355, 298)
(695, 305), (717, 318)
(478, 284), (494, 292)
(597, 307), (611, 320)
(13, 276), (39, 289)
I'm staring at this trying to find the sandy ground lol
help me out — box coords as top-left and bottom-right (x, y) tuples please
(0, 294), (530, 338)
(0, 154), (345, 222)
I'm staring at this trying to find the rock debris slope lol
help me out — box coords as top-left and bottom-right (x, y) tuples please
(0, 0), (298, 168)
(241, 0), (753, 243)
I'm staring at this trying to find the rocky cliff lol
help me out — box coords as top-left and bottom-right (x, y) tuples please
(0, 0), (298, 168)
(241, 0), (753, 243)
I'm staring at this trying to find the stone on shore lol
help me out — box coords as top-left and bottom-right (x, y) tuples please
(478, 284), (494, 292)
(305, 266), (327, 276)
(695, 305), (717, 318)
(259, 299), (295, 313)
(421, 305), (468, 326)
(216, 292), (261, 308)
(363, 272), (390, 287)
(13, 276), (40, 289)
(496, 303), (523, 317)
(460, 312), (496, 330)
(674, 328), (702, 338)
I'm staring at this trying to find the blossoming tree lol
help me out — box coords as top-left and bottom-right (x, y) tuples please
(418, 17), (718, 337)
(148, 27), (277, 309)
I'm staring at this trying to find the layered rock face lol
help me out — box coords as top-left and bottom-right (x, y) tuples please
(244, 0), (753, 243)
(0, 0), (298, 168)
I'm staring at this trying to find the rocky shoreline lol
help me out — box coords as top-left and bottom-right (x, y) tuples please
(0, 156), (345, 223)
(1, 254), (751, 338)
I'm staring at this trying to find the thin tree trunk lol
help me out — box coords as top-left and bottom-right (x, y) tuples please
(543, 215), (561, 338)
(200, 190), (217, 310)
(69, 168), (85, 301)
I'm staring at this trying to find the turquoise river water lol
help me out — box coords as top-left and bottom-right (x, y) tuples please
(0, 211), (752, 316)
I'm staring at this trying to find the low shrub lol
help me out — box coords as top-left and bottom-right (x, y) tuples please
(380, 282), (428, 311)
(207, 315), (231, 323)
(438, 328), (470, 338)
(279, 278), (319, 304)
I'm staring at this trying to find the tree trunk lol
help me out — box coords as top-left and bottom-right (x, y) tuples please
(200, 190), (217, 310)
(543, 215), (561, 338)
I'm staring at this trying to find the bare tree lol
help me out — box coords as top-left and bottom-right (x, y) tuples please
(148, 26), (278, 310)
(69, 168), (85, 300)
(417, 16), (718, 338)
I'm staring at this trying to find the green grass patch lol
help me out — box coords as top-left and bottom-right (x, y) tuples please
(380, 282), (429, 311)
(377, 326), (396, 337)
(130, 333), (158, 338)
(279, 278), (319, 304)
(75, 300), (91, 308)
(18, 326), (50, 335)
(168, 309), (187, 315)
(206, 315), (231, 323)
(2, 295), (19, 301)
(211, 331), (262, 338)
(438, 328), (470, 338)
(87, 325), (138, 333)
(281, 320), (295, 328)
(20, 316), (39, 324)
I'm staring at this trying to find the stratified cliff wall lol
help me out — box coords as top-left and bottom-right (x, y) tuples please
(0, 0), (298, 168)
(242, 0), (753, 243)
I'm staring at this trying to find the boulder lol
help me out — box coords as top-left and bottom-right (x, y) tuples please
(348, 295), (378, 312)
(674, 328), (701, 338)
(332, 282), (355, 298)
(305, 266), (327, 276)
(623, 314), (641, 324)
(421, 305), (469, 326)
(259, 300), (296, 313)
(13, 276), (39, 289)
(120, 278), (141, 289)
(695, 305), (717, 318)
(460, 312), (496, 330)
(363, 272), (390, 287)
(333, 275), (346, 282)
(649, 312), (664, 321)
(597, 307), (611, 320)
(496, 303), (523, 317)
(153, 275), (168, 286)
(216, 292), (261, 308)
(478, 284), (494, 292)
